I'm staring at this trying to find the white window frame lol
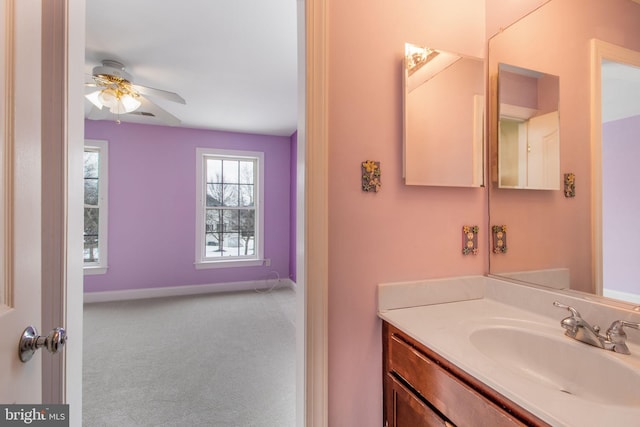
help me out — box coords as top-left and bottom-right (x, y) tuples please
(195, 147), (265, 269)
(83, 139), (109, 275)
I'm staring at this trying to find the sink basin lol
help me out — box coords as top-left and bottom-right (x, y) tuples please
(469, 325), (640, 406)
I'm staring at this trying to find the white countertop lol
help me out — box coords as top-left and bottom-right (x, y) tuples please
(378, 276), (640, 427)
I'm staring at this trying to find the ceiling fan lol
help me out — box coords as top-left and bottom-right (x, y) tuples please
(85, 59), (186, 126)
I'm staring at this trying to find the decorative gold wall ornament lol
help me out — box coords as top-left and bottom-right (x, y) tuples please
(462, 225), (479, 255)
(361, 160), (381, 192)
(564, 173), (576, 198)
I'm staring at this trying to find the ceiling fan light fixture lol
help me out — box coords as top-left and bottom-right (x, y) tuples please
(99, 89), (141, 114)
(85, 59), (184, 125)
(85, 90), (104, 109)
(86, 87), (142, 115)
(97, 88), (118, 109)
(118, 93), (142, 113)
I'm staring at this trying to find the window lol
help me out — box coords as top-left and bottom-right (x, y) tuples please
(84, 139), (108, 274)
(195, 148), (264, 268)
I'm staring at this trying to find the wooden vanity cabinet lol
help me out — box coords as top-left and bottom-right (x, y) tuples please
(385, 372), (452, 426)
(383, 322), (550, 427)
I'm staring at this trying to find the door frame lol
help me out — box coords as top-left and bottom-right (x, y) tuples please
(590, 39), (640, 298)
(41, 0), (84, 421)
(300, 0), (329, 425)
(50, 0), (330, 425)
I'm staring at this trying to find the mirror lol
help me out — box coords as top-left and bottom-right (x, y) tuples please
(403, 43), (484, 187)
(498, 64), (560, 190)
(488, 0), (640, 305)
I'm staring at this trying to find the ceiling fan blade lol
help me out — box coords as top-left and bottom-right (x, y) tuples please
(85, 73), (97, 84)
(138, 97), (182, 126)
(132, 84), (186, 104)
(86, 105), (110, 121)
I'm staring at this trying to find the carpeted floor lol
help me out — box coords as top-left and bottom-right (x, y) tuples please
(82, 287), (296, 427)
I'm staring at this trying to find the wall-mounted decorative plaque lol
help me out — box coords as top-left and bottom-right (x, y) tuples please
(362, 160), (381, 192)
(564, 173), (575, 198)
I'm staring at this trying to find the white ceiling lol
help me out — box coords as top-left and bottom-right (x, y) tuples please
(85, 0), (299, 137)
(86, 1), (638, 134)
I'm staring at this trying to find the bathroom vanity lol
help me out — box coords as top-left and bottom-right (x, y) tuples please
(383, 322), (547, 426)
(379, 276), (640, 427)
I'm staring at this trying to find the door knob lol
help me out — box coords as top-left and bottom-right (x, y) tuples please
(18, 326), (67, 363)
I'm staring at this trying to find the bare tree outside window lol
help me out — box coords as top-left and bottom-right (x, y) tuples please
(204, 157), (256, 258)
(84, 150), (100, 263)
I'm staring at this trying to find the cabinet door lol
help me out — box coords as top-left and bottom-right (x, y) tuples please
(385, 374), (450, 427)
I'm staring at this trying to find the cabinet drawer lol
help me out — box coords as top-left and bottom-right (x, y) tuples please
(388, 332), (525, 427)
(385, 373), (451, 427)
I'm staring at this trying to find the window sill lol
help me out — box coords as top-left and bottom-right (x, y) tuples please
(84, 266), (108, 275)
(195, 259), (265, 269)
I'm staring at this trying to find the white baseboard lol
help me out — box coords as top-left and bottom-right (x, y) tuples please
(84, 278), (295, 304)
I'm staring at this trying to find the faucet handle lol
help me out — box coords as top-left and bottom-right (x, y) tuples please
(553, 301), (583, 335)
(606, 320), (640, 355)
(553, 302), (602, 333)
(607, 320), (640, 337)
(553, 301), (582, 318)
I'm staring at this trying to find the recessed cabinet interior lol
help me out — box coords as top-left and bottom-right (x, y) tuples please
(498, 64), (560, 190)
(383, 322), (549, 427)
(403, 43), (484, 187)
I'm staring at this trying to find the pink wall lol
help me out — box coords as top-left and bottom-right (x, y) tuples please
(538, 73), (560, 114)
(485, 0), (550, 41)
(602, 115), (640, 294)
(488, 0), (640, 293)
(84, 120), (292, 293)
(327, 1), (486, 425)
(406, 57), (484, 186)
(327, 0), (640, 425)
(499, 70), (539, 109)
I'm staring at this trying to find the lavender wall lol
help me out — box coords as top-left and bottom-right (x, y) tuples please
(84, 120), (292, 293)
(602, 115), (640, 295)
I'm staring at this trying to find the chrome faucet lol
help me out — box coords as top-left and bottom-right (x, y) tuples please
(553, 301), (640, 355)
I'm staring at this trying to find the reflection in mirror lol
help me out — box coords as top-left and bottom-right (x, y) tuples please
(488, 0), (640, 308)
(403, 43), (484, 187)
(599, 55), (640, 304)
(498, 64), (559, 190)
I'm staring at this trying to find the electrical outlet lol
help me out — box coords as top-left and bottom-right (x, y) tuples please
(265, 258), (271, 267)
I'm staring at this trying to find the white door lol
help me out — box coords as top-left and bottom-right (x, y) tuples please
(526, 111), (560, 190)
(0, 0), (45, 402)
